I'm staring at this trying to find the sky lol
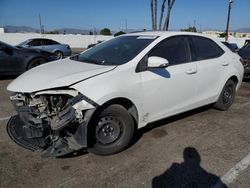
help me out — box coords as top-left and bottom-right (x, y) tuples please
(0, 0), (249, 31)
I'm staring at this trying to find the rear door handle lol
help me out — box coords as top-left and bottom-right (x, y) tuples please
(186, 68), (197, 74)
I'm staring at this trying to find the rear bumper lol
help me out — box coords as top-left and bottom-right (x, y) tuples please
(243, 59), (250, 78)
(63, 49), (72, 57)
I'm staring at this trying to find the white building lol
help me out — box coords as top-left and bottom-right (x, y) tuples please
(0, 28), (4, 34)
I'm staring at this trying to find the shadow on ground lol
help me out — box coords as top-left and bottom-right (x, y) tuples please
(243, 78), (250, 83)
(130, 104), (213, 148)
(60, 105), (213, 158)
(152, 147), (227, 188)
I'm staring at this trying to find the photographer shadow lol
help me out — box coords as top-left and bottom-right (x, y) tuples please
(152, 147), (227, 188)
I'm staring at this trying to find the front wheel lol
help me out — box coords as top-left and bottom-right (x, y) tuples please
(88, 104), (135, 155)
(27, 58), (46, 70)
(214, 79), (236, 111)
(54, 51), (63, 59)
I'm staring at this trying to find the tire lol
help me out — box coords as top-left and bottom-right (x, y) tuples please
(54, 51), (63, 59)
(214, 79), (236, 111)
(27, 58), (46, 70)
(88, 104), (135, 155)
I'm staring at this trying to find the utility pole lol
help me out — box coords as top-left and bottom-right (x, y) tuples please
(39, 14), (43, 34)
(125, 19), (127, 32)
(225, 0), (233, 42)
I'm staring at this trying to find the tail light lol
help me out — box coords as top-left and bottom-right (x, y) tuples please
(240, 58), (245, 66)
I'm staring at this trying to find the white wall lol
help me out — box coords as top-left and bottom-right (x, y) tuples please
(0, 33), (113, 48)
(0, 28), (4, 34)
(0, 32), (249, 48)
(218, 36), (249, 48)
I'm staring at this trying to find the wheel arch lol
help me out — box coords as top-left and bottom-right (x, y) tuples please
(229, 75), (239, 85)
(26, 57), (47, 70)
(53, 49), (64, 55)
(96, 97), (139, 126)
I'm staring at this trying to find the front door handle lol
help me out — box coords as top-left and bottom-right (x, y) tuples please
(186, 68), (197, 74)
(222, 62), (229, 66)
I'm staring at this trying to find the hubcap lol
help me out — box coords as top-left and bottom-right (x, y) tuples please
(223, 85), (233, 104)
(55, 52), (63, 59)
(96, 116), (122, 144)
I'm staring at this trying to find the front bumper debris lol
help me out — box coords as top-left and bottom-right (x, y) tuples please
(7, 92), (97, 157)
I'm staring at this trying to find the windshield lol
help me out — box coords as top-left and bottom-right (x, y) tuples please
(71, 35), (157, 65)
(243, 42), (250, 49)
(17, 40), (30, 47)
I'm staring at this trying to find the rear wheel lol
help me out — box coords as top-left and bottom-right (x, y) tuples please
(214, 79), (236, 111)
(88, 104), (135, 155)
(27, 58), (46, 70)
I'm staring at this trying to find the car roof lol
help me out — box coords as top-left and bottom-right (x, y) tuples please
(124, 31), (208, 38)
(28, 38), (55, 41)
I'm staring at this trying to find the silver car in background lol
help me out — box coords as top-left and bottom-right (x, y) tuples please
(17, 38), (72, 59)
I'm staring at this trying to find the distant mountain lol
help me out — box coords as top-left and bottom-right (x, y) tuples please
(1, 25), (144, 35)
(2, 25), (117, 34)
(56, 28), (99, 35)
(3, 25), (39, 33)
(234, 28), (250, 33)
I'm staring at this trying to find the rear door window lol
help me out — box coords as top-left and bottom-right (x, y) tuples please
(44, 39), (59, 45)
(190, 36), (224, 61)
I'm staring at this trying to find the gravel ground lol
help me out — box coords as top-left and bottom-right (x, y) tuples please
(0, 76), (249, 188)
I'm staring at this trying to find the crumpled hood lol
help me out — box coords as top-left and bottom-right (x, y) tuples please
(7, 58), (116, 93)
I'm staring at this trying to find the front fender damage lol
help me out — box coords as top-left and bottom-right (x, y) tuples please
(7, 92), (97, 157)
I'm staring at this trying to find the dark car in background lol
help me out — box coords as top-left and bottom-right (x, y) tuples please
(87, 40), (103, 49)
(0, 41), (58, 75)
(17, 38), (72, 59)
(238, 40), (250, 79)
(222, 41), (239, 52)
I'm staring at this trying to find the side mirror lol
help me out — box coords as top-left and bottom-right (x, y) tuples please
(148, 56), (169, 68)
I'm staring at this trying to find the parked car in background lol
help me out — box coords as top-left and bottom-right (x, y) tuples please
(7, 32), (243, 157)
(0, 41), (58, 75)
(87, 40), (103, 49)
(244, 39), (250, 46)
(238, 41), (250, 78)
(17, 38), (72, 59)
(222, 41), (239, 52)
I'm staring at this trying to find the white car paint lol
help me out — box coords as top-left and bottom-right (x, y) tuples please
(7, 58), (116, 93)
(7, 31), (244, 129)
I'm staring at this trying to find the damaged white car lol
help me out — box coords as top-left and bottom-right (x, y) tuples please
(7, 32), (244, 157)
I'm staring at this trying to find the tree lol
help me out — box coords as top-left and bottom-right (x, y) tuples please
(180, 27), (197, 32)
(159, 0), (167, 30)
(151, 0), (157, 30)
(114, 31), (126, 37)
(100, 28), (112, 35)
(154, 0), (157, 30)
(164, 0), (175, 31)
(150, 0), (176, 31)
(219, 32), (227, 38)
(151, 0), (154, 30)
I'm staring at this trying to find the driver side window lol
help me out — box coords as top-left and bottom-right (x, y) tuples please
(149, 36), (191, 66)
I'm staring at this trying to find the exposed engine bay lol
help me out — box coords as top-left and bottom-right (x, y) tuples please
(7, 90), (97, 157)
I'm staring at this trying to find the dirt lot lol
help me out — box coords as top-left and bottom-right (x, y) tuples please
(0, 77), (250, 188)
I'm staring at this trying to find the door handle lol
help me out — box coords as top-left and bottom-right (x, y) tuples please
(186, 68), (197, 74)
(222, 62), (229, 66)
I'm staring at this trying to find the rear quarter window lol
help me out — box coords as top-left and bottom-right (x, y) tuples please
(191, 36), (224, 61)
(44, 39), (60, 45)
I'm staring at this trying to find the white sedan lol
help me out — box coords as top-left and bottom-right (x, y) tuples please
(7, 32), (244, 157)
